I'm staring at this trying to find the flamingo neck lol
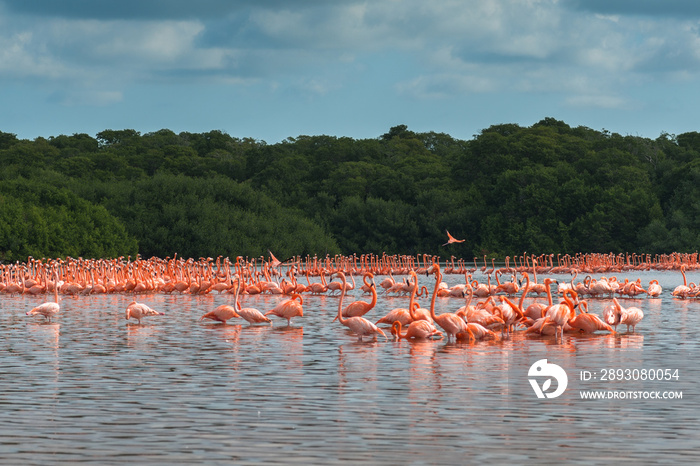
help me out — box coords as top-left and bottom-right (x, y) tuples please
(234, 279), (242, 310)
(429, 268), (441, 320)
(464, 282), (473, 310)
(562, 291), (576, 319)
(393, 322), (405, 340)
(336, 273), (348, 324)
(407, 272), (418, 320)
(518, 274), (529, 310)
(545, 280), (553, 306)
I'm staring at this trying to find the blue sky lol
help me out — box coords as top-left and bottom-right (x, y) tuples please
(1, 0), (699, 143)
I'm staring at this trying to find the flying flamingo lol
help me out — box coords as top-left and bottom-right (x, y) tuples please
(442, 230), (465, 246)
(125, 301), (164, 324)
(265, 294), (304, 326)
(268, 250), (283, 269)
(26, 271), (60, 322)
(333, 272), (386, 341)
(232, 279), (271, 325)
(426, 263), (472, 342)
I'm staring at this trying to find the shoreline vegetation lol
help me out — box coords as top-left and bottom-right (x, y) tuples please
(1, 118), (699, 262)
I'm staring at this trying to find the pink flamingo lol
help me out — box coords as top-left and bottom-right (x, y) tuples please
(620, 306), (644, 332)
(268, 250), (283, 269)
(326, 274), (343, 295)
(306, 269), (328, 295)
(391, 320), (442, 340)
(4, 273), (25, 295)
(426, 263), (472, 341)
(265, 294), (304, 326)
(568, 301), (615, 334)
(442, 230), (465, 246)
(495, 271), (519, 296)
(200, 304), (240, 324)
(333, 272), (386, 341)
(672, 265), (691, 298)
(607, 298), (644, 332)
(494, 295), (524, 335)
(378, 273), (396, 293)
(334, 272), (377, 321)
(341, 272), (356, 293)
(647, 279), (662, 298)
(528, 256), (547, 295)
(26, 271), (60, 322)
(524, 277), (555, 323)
(453, 315), (500, 341)
(458, 295), (504, 329)
(602, 301), (620, 332)
(454, 288), (501, 340)
(125, 301), (164, 324)
(376, 271), (420, 326)
(544, 289), (578, 339)
(525, 317), (561, 336)
(232, 279), (271, 325)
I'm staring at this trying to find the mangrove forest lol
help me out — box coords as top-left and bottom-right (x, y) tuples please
(1, 117), (699, 262)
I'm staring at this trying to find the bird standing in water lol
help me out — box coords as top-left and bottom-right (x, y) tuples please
(126, 301), (164, 324)
(200, 304), (240, 324)
(265, 294), (304, 326)
(231, 279), (271, 325)
(333, 272), (386, 341)
(26, 271), (61, 323)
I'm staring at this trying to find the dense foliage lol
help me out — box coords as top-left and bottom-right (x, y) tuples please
(1, 118), (699, 262)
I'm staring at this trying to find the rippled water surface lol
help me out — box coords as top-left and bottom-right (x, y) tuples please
(1, 269), (699, 464)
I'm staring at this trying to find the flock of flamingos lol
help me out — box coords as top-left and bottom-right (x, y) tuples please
(3, 250), (700, 342)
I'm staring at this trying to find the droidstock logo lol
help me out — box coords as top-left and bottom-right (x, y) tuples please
(528, 359), (568, 399)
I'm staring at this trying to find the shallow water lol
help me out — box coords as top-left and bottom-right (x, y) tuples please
(1, 269), (698, 464)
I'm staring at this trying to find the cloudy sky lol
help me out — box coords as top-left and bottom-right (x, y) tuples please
(1, 0), (699, 142)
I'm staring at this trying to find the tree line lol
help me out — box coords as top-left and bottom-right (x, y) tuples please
(1, 118), (699, 262)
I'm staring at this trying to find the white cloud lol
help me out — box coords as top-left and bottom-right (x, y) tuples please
(0, 31), (70, 78)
